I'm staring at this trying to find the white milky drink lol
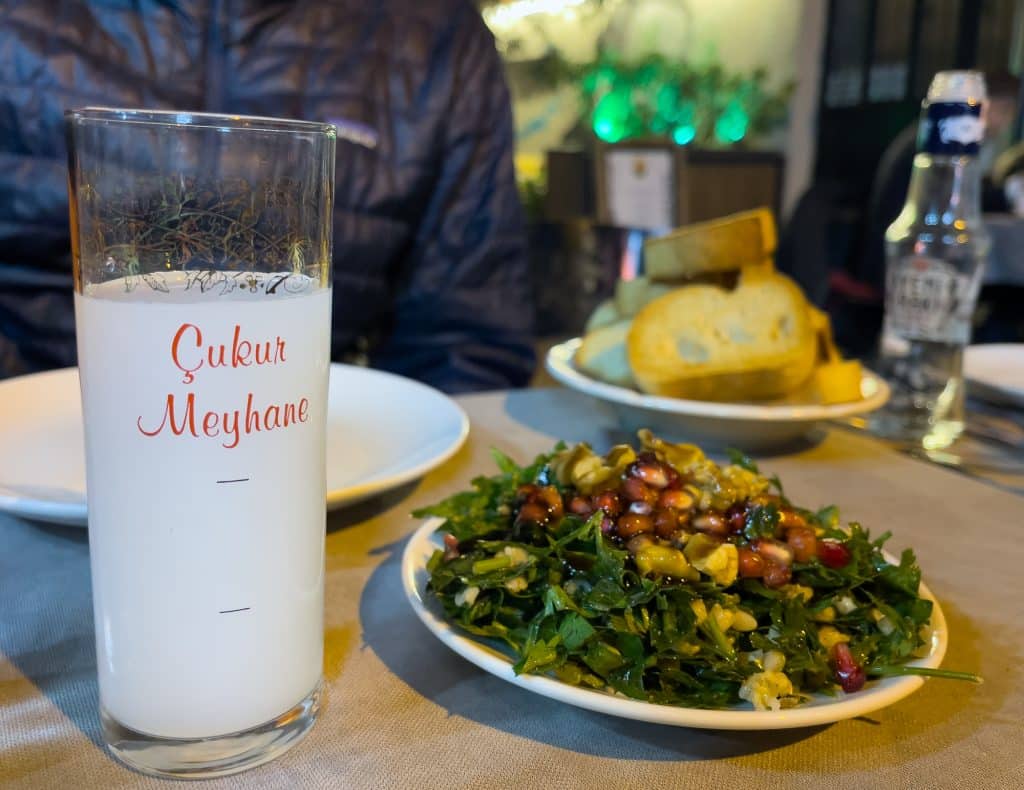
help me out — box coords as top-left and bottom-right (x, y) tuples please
(75, 271), (331, 739)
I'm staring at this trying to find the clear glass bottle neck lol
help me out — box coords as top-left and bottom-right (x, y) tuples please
(904, 153), (983, 222)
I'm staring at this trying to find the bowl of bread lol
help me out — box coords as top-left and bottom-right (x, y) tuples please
(545, 209), (889, 448)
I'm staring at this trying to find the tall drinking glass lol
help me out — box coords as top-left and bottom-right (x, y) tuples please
(66, 109), (336, 778)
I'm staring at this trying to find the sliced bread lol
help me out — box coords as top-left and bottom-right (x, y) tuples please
(584, 299), (622, 333)
(576, 320), (634, 389)
(626, 269), (816, 401)
(613, 276), (675, 317)
(643, 208), (777, 283)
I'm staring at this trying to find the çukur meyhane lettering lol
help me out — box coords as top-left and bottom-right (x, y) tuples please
(136, 322), (310, 449)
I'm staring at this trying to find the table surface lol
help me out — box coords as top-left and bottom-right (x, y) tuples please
(1, 388), (1023, 789)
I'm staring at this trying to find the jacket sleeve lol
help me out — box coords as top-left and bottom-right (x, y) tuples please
(368, 6), (535, 394)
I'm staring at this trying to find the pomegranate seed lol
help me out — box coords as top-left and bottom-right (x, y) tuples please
(658, 489), (694, 510)
(615, 513), (654, 538)
(751, 537), (794, 567)
(516, 484), (538, 500)
(831, 642), (866, 693)
(763, 561), (792, 588)
(621, 477), (657, 504)
(628, 500), (653, 516)
(652, 508), (680, 539)
(630, 461), (671, 491)
(786, 527), (818, 563)
(592, 490), (624, 517)
(515, 502), (548, 526)
(568, 496), (593, 516)
(737, 547), (765, 578)
(725, 502), (749, 533)
(818, 540), (852, 569)
(778, 509), (808, 530)
(693, 512), (727, 535)
(443, 533), (460, 561)
(537, 485), (564, 519)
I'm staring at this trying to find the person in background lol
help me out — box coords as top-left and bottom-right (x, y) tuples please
(0, 0), (534, 393)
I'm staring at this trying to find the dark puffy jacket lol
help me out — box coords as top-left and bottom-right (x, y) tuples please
(0, 0), (534, 392)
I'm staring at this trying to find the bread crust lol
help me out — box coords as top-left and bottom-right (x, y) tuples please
(626, 270), (817, 401)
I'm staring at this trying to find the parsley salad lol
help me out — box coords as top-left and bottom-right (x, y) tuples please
(416, 431), (979, 711)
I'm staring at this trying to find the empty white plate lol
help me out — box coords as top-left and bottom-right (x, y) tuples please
(964, 344), (1024, 407)
(0, 365), (468, 527)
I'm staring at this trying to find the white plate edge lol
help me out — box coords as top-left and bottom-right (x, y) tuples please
(545, 338), (891, 422)
(401, 517), (948, 731)
(0, 365), (470, 526)
(964, 343), (1024, 403)
(326, 403), (470, 509)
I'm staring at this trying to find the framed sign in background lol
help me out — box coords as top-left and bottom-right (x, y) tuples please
(595, 141), (686, 232)
(593, 142), (783, 231)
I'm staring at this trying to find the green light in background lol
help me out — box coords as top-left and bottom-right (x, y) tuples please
(594, 116), (625, 142)
(575, 52), (792, 149)
(672, 124), (696, 145)
(656, 84), (678, 112)
(593, 89), (631, 143)
(653, 83), (680, 133)
(714, 100), (748, 143)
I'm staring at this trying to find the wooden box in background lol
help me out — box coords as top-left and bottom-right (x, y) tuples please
(683, 149), (783, 224)
(588, 144), (784, 229)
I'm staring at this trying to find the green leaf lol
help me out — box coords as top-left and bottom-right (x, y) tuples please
(617, 632), (646, 663)
(877, 548), (922, 597)
(726, 448), (759, 473)
(513, 637), (562, 674)
(593, 522), (628, 581)
(583, 641), (626, 675)
(558, 613), (596, 651)
(812, 505), (840, 529)
(584, 578), (629, 612)
(489, 447), (520, 476)
(543, 584), (583, 616)
(743, 504), (779, 540)
(868, 665), (982, 683)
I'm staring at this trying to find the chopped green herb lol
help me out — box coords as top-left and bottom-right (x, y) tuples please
(422, 434), (975, 710)
(726, 447), (759, 473)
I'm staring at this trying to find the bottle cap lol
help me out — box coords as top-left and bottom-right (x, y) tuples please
(927, 71), (988, 104)
(919, 71), (987, 155)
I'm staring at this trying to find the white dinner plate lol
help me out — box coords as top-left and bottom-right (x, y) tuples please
(545, 338), (890, 449)
(0, 365), (468, 527)
(402, 518), (948, 731)
(964, 343), (1024, 407)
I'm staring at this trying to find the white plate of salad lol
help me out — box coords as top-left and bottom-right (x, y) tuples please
(402, 433), (973, 730)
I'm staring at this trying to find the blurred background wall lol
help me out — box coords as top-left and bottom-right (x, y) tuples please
(480, 0), (1024, 355)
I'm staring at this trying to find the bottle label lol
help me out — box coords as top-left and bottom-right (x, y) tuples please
(918, 101), (984, 155)
(885, 256), (978, 343)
